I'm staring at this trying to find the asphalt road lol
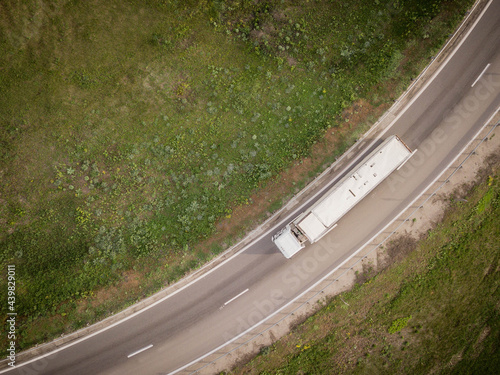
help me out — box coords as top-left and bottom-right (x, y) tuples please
(5, 1), (500, 374)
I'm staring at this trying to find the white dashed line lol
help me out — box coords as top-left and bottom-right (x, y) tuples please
(471, 63), (491, 87)
(223, 289), (249, 306)
(127, 344), (153, 358)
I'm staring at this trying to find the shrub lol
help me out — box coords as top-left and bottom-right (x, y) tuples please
(389, 315), (412, 334)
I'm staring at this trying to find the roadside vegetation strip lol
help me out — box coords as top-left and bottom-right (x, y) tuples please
(0, 0), (474, 355)
(229, 157), (500, 375)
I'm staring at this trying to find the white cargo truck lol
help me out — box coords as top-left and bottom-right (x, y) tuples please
(273, 135), (413, 258)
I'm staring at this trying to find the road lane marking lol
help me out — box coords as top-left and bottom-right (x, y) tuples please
(471, 63), (491, 87)
(223, 288), (249, 306)
(127, 344), (153, 358)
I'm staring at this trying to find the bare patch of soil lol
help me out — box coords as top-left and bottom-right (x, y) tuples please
(355, 261), (377, 285)
(89, 269), (141, 308)
(383, 233), (418, 267)
(286, 56), (297, 66)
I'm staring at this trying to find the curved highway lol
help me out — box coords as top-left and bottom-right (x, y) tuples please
(4, 0), (500, 374)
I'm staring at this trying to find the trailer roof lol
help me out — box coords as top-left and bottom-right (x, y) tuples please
(296, 135), (411, 243)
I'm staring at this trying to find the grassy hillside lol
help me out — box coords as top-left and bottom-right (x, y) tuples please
(0, 0), (473, 352)
(230, 158), (500, 374)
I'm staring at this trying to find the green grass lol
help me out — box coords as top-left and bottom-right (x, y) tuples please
(230, 166), (500, 375)
(0, 0), (474, 353)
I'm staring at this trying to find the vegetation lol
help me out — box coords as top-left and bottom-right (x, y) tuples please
(0, 0), (473, 353)
(230, 162), (500, 374)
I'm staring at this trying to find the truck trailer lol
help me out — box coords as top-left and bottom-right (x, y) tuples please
(273, 135), (413, 258)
